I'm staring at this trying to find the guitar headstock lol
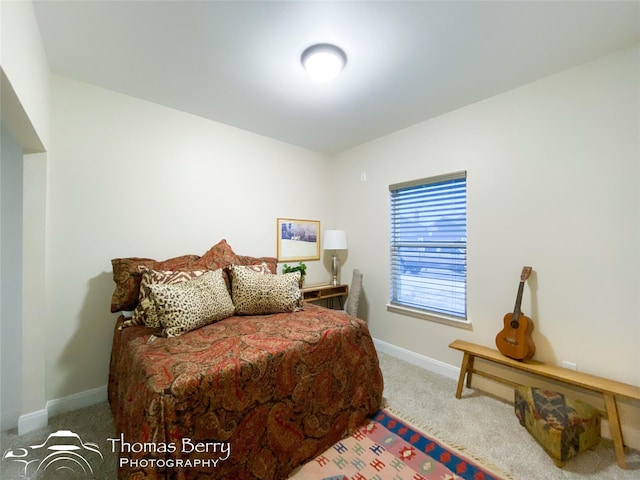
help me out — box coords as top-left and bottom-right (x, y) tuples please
(520, 266), (532, 281)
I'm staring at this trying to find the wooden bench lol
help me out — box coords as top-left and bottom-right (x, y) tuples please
(449, 339), (640, 469)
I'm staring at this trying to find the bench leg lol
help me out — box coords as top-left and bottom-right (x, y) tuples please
(465, 355), (475, 388)
(603, 393), (628, 469)
(455, 352), (472, 399)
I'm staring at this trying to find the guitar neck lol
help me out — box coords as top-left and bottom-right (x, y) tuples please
(512, 281), (525, 319)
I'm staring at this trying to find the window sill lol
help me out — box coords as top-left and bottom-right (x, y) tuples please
(386, 303), (472, 329)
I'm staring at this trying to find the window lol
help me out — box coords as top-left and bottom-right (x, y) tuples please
(389, 171), (467, 324)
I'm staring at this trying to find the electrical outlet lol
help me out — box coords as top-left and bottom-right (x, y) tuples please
(562, 361), (577, 371)
(360, 171), (367, 182)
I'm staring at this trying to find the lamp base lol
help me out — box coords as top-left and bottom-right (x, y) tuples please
(331, 253), (340, 286)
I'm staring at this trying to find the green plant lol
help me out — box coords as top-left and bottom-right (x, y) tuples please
(282, 262), (307, 277)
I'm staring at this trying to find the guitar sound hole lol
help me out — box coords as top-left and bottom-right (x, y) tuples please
(510, 320), (519, 329)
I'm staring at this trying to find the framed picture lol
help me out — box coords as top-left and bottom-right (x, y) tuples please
(276, 218), (321, 261)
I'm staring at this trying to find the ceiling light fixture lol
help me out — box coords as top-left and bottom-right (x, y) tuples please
(301, 43), (347, 83)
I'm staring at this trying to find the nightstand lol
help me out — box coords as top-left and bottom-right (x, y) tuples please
(302, 283), (348, 309)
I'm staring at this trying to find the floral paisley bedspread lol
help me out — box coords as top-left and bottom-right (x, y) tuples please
(108, 304), (384, 479)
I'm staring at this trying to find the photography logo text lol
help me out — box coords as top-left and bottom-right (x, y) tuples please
(108, 433), (231, 469)
(2, 430), (103, 479)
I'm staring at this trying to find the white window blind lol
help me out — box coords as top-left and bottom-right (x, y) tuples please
(389, 171), (467, 319)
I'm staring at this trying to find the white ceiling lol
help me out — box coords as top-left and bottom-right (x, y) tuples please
(33, 1), (639, 154)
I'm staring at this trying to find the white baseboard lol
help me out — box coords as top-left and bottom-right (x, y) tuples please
(46, 384), (108, 418)
(373, 337), (459, 380)
(15, 385), (108, 435)
(1, 409), (21, 432)
(17, 408), (48, 435)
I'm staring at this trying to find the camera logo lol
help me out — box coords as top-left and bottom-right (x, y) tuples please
(2, 430), (103, 479)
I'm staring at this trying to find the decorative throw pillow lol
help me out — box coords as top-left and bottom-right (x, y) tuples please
(229, 265), (302, 315)
(236, 255), (278, 274)
(121, 268), (207, 329)
(225, 262), (272, 295)
(190, 239), (239, 270)
(148, 269), (235, 338)
(110, 254), (200, 312)
(232, 262), (272, 274)
(109, 241), (275, 313)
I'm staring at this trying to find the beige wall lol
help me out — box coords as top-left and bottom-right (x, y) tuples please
(332, 45), (640, 446)
(0, 0), (50, 150)
(46, 75), (335, 401)
(1, 125), (23, 430)
(0, 0), (50, 433)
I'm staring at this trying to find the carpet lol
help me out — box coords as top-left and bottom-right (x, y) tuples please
(289, 409), (510, 480)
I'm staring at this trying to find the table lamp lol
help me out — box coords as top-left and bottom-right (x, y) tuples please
(324, 230), (348, 286)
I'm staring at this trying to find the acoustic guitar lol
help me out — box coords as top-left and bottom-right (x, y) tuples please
(495, 266), (535, 361)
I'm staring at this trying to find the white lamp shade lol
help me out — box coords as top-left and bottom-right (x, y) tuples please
(324, 230), (348, 250)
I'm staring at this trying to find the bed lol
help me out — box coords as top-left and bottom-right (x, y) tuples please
(107, 240), (384, 479)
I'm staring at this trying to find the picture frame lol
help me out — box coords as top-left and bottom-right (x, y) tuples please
(276, 218), (321, 262)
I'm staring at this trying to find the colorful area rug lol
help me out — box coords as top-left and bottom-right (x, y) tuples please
(289, 409), (509, 480)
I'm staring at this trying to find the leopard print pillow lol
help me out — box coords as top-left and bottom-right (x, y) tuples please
(229, 265), (302, 315)
(148, 268), (235, 337)
(121, 267), (207, 329)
